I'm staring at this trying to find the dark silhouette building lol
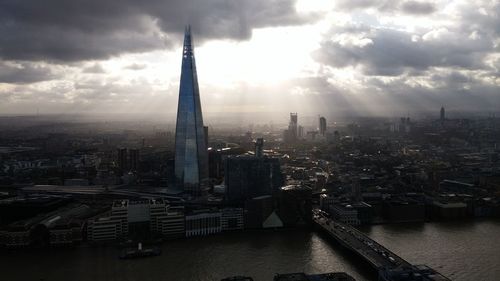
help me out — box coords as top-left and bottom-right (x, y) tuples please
(128, 148), (140, 172)
(319, 116), (327, 136)
(255, 138), (264, 158)
(277, 185), (312, 226)
(224, 156), (283, 203)
(289, 113), (298, 140)
(284, 113), (298, 143)
(116, 148), (140, 175)
(117, 148), (128, 175)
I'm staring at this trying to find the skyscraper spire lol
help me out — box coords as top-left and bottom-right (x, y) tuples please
(174, 26), (209, 196)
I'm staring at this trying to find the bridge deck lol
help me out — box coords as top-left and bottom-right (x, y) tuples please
(313, 209), (451, 281)
(313, 211), (410, 269)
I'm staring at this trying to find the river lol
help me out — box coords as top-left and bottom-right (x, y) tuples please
(2, 220), (499, 281)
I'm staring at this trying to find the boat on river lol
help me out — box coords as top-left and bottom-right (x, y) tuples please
(119, 242), (161, 259)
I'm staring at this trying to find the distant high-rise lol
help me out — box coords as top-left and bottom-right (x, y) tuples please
(128, 149), (140, 172)
(117, 148), (128, 175)
(174, 26), (208, 196)
(287, 113), (298, 142)
(203, 126), (209, 149)
(255, 138), (264, 158)
(116, 148), (140, 175)
(319, 116), (327, 136)
(440, 106), (445, 122)
(298, 125), (304, 139)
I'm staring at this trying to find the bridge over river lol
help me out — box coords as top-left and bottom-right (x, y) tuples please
(313, 209), (451, 281)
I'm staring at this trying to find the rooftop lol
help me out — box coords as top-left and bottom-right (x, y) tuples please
(281, 185), (312, 191)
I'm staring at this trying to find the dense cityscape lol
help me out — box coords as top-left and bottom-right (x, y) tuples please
(0, 29), (499, 281)
(1, 1), (500, 280)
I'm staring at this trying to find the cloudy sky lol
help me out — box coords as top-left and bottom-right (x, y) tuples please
(0, 0), (498, 121)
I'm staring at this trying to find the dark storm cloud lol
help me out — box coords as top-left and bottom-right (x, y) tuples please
(303, 0), (500, 115)
(335, 0), (396, 11)
(0, 20), (168, 62)
(364, 72), (500, 111)
(459, 2), (500, 36)
(335, 0), (435, 14)
(430, 71), (472, 85)
(0, 0), (310, 62)
(314, 26), (494, 76)
(0, 62), (56, 84)
(82, 63), (106, 74)
(400, 1), (436, 15)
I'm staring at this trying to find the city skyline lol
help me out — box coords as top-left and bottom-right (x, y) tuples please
(0, 0), (498, 119)
(0, 2), (499, 280)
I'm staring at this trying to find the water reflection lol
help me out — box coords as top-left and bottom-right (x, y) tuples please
(2, 222), (500, 281)
(362, 220), (500, 281)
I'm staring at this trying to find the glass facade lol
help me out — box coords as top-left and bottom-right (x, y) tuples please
(174, 26), (209, 195)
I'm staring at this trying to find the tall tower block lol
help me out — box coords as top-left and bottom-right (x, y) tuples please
(174, 26), (209, 196)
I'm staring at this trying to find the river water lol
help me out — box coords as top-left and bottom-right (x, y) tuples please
(2, 220), (499, 281)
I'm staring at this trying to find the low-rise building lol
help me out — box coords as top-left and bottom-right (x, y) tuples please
(330, 204), (360, 225)
(382, 199), (425, 223)
(0, 204), (94, 248)
(87, 199), (185, 242)
(154, 206), (185, 238)
(431, 201), (467, 219)
(278, 185), (312, 227)
(185, 210), (222, 237)
(320, 194), (335, 211)
(221, 208), (244, 231)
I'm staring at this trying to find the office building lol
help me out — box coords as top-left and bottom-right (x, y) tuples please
(289, 113), (298, 141)
(284, 113), (298, 143)
(224, 156), (283, 203)
(319, 116), (327, 136)
(320, 194), (335, 211)
(0, 195), (71, 225)
(117, 148), (128, 175)
(330, 204), (360, 225)
(87, 199), (184, 242)
(431, 201), (467, 219)
(153, 206), (185, 239)
(382, 199), (425, 223)
(204, 126), (209, 148)
(174, 26), (209, 196)
(185, 209), (222, 237)
(255, 138), (264, 158)
(116, 148), (140, 175)
(221, 208), (244, 231)
(0, 204), (94, 248)
(298, 125), (304, 139)
(440, 106), (445, 122)
(128, 148), (140, 172)
(244, 195), (276, 229)
(278, 185), (312, 227)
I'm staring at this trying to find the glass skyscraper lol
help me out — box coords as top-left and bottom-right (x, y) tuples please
(174, 26), (209, 196)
